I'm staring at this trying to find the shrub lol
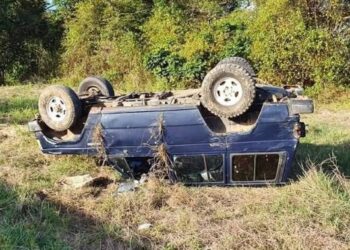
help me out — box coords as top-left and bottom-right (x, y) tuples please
(61, 0), (153, 89)
(61, 0), (349, 90)
(0, 0), (63, 85)
(142, 2), (251, 88)
(61, 0), (251, 90)
(248, 0), (350, 87)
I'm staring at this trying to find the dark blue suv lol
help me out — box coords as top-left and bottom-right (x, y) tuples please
(29, 58), (313, 185)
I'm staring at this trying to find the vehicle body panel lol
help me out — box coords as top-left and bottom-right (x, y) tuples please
(29, 95), (307, 185)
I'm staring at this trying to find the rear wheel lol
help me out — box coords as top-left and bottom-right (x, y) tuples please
(39, 85), (82, 132)
(201, 63), (256, 118)
(217, 57), (256, 76)
(78, 76), (115, 97)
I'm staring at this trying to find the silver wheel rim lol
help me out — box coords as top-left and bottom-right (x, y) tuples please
(213, 77), (243, 106)
(46, 96), (67, 122)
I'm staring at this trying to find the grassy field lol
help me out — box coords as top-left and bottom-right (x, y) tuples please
(0, 84), (350, 249)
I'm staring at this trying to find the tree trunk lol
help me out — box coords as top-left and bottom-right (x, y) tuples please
(0, 69), (4, 86)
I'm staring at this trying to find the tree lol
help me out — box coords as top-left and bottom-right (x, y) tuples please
(249, 0), (350, 87)
(0, 0), (62, 85)
(61, 0), (250, 90)
(61, 0), (154, 90)
(53, 0), (82, 18)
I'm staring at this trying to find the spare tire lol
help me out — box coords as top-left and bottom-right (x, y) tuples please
(217, 57), (256, 77)
(201, 63), (256, 118)
(39, 85), (82, 132)
(78, 76), (115, 97)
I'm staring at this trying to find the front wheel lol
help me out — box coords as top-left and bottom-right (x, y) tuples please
(201, 63), (256, 118)
(38, 85), (82, 132)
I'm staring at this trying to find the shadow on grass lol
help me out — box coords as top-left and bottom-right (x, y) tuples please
(292, 141), (350, 179)
(0, 182), (147, 249)
(0, 98), (37, 124)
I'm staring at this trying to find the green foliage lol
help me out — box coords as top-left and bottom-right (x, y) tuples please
(142, 0), (252, 88)
(0, 183), (69, 249)
(1, 0), (349, 90)
(61, 0), (153, 90)
(61, 0), (251, 90)
(0, 0), (63, 85)
(145, 49), (185, 82)
(248, 0), (350, 87)
(53, 0), (82, 16)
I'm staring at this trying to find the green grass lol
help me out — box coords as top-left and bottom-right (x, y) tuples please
(296, 111), (350, 176)
(0, 127), (132, 249)
(0, 98), (37, 124)
(0, 84), (350, 249)
(305, 84), (350, 111)
(0, 183), (70, 249)
(0, 85), (42, 124)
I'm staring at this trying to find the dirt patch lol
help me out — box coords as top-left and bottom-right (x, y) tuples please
(60, 174), (113, 189)
(0, 125), (17, 138)
(0, 131), (8, 141)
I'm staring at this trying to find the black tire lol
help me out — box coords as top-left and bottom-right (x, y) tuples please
(217, 57), (256, 76)
(201, 64), (256, 118)
(39, 85), (82, 132)
(78, 76), (115, 97)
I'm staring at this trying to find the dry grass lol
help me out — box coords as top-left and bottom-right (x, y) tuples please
(92, 123), (108, 165)
(1, 85), (350, 249)
(1, 124), (350, 249)
(149, 114), (174, 180)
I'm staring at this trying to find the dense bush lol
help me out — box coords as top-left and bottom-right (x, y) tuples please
(0, 0), (349, 89)
(61, 0), (251, 90)
(143, 2), (251, 89)
(0, 0), (63, 85)
(248, 0), (350, 87)
(61, 0), (154, 90)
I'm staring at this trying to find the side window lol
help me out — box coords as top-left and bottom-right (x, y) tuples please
(173, 155), (224, 183)
(255, 154), (280, 180)
(174, 155), (204, 183)
(232, 155), (255, 181)
(205, 155), (225, 182)
(232, 154), (281, 181)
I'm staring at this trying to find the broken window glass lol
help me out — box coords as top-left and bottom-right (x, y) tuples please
(109, 157), (153, 179)
(232, 154), (280, 181)
(126, 157), (152, 178)
(173, 155), (224, 183)
(205, 155), (225, 181)
(109, 157), (133, 178)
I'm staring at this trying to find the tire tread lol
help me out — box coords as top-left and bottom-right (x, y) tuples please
(201, 63), (256, 118)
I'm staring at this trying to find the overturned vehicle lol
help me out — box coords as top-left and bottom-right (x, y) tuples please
(29, 57), (313, 186)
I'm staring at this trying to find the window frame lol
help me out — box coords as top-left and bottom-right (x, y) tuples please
(109, 157), (133, 178)
(172, 154), (225, 185)
(229, 152), (286, 184)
